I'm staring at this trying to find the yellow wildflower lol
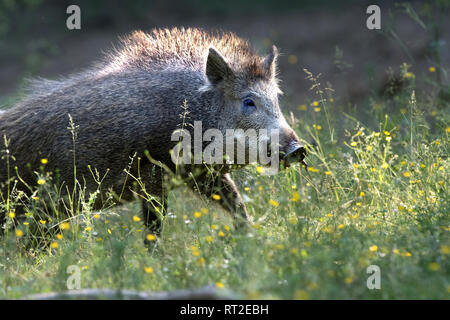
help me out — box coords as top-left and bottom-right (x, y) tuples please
(440, 245), (450, 255)
(428, 262), (440, 271)
(256, 166), (265, 174)
(60, 222), (70, 230)
(144, 267), (154, 274)
(197, 257), (206, 266)
(194, 211), (202, 218)
(269, 199), (279, 207)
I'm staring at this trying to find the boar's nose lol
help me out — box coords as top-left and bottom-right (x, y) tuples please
(283, 142), (307, 166)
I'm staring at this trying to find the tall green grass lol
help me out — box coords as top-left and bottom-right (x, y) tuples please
(0, 61), (448, 299)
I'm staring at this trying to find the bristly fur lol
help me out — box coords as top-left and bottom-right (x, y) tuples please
(21, 27), (277, 102)
(22, 27), (278, 102)
(102, 27), (271, 79)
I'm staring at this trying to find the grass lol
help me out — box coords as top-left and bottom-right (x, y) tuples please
(0, 63), (448, 300)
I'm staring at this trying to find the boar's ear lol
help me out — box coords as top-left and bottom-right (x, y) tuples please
(206, 47), (235, 85)
(263, 45), (278, 79)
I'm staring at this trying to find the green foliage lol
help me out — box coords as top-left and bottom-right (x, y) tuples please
(0, 60), (448, 299)
(0, 0), (449, 300)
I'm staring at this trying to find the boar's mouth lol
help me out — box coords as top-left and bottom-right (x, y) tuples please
(282, 142), (308, 169)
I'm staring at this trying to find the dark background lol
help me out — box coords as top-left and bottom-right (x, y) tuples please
(0, 0), (449, 114)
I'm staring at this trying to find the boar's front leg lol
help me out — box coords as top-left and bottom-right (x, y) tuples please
(142, 195), (167, 235)
(192, 171), (250, 228)
(140, 165), (167, 236)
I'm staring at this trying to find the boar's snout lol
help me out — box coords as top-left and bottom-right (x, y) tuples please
(277, 124), (307, 168)
(283, 141), (307, 166)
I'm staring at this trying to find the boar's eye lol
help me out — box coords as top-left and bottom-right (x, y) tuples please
(242, 98), (256, 113)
